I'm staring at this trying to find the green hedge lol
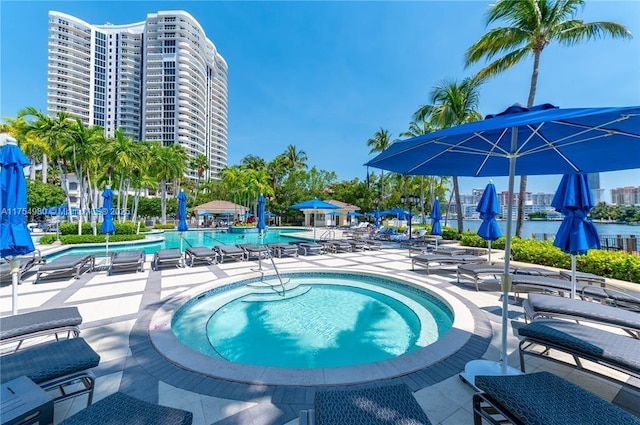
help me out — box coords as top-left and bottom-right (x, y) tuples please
(153, 224), (176, 230)
(39, 234), (146, 245)
(59, 222), (146, 235)
(459, 236), (640, 284)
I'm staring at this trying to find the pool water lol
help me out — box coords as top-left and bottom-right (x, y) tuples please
(172, 273), (453, 369)
(44, 229), (304, 260)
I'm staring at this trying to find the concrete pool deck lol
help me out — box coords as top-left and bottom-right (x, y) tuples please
(2, 236), (639, 424)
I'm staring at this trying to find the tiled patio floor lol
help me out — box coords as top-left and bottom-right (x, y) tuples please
(2, 236), (638, 424)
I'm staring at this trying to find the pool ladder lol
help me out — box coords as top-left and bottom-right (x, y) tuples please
(252, 246), (289, 297)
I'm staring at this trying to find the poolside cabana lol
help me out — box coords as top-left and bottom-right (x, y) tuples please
(322, 200), (360, 227)
(194, 200), (248, 226)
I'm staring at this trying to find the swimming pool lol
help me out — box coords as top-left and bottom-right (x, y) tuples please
(152, 269), (473, 385)
(44, 229), (305, 260)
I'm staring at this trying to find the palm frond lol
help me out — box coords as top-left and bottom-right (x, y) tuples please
(474, 47), (530, 81)
(465, 27), (531, 65)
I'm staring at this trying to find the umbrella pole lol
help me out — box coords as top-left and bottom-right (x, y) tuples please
(11, 257), (19, 315)
(488, 240), (492, 265)
(180, 232), (183, 253)
(571, 255), (577, 299)
(105, 234), (110, 267)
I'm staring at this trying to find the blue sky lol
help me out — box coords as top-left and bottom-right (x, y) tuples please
(1, 1), (639, 200)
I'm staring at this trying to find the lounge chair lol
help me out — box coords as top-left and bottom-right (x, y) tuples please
(518, 318), (640, 388)
(109, 250), (145, 275)
(510, 275), (587, 299)
(411, 254), (485, 274)
(36, 254), (95, 283)
(59, 392), (193, 425)
(214, 245), (245, 263)
(184, 246), (217, 266)
(559, 269), (606, 286)
(237, 243), (269, 260)
(152, 249), (183, 270)
(325, 240), (352, 253)
(297, 242), (324, 256)
(0, 250), (45, 284)
(523, 293), (640, 338)
(301, 384), (432, 425)
(267, 243), (298, 258)
(582, 284), (640, 312)
(473, 371), (640, 425)
(0, 307), (82, 354)
(345, 239), (367, 251)
(0, 337), (100, 405)
(457, 265), (560, 291)
(363, 239), (383, 250)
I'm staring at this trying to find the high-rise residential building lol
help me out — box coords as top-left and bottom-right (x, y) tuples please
(47, 10), (228, 181)
(587, 173), (604, 205)
(611, 186), (640, 205)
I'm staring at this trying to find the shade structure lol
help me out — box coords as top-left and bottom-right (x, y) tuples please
(264, 212), (276, 217)
(1, 137), (35, 315)
(100, 187), (116, 266)
(551, 174), (601, 298)
(347, 211), (363, 217)
(289, 198), (339, 241)
(476, 183), (502, 264)
(177, 191), (188, 252)
(366, 103), (640, 384)
(429, 198), (443, 250)
(374, 208), (380, 227)
(218, 212), (234, 217)
(199, 212), (215, 217)
(257, 194), (266, 233)
(380, 207), (408, 217)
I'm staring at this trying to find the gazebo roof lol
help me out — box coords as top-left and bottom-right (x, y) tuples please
(194, 200), (247, 214)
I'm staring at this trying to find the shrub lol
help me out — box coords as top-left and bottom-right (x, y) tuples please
(153, 224), (176, 230)
(59, 221), (144, 235)
(58, 234), (146, 244)
(38, 235), (57, 244)
(441, 226), (462, 240)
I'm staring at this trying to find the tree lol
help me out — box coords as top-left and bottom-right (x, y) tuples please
(26, 180), (66, 221)
(190, 153), (210, 195)
(465, 0), (631, 236)
(149, 143), (188, 223)
(366, 128), (392, 207)
(282, 145), (308, 172)
(413, 77), (484, 232)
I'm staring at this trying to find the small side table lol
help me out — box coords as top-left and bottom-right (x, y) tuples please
(1, 376), (53, 425)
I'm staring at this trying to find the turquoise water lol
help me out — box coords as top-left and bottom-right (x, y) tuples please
(44, 229), (304, 260)
(172, 274), (454, 369)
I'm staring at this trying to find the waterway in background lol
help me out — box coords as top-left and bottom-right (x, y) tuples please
(447, 220), (640, 237)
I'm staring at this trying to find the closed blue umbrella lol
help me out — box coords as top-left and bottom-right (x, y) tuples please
(1, 137), (35, 315)
(476, 183), (502, 264)
(289, 198), (339, 241)
(177, 191), (188, 252)
(366, 103), (640, 382)
(430, 198), (442, 249)
(257, 194), (266, 234)
(551, 174), (600, 298)
(374, 208), (380, 227)
(101, 187), (116, 266)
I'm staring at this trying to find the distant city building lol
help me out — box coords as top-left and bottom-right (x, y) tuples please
(611, 186), (640, 206)
(588, 173), (605, 204)
(47, 10), (228, 181)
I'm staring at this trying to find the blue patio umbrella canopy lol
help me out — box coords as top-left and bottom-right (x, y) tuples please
(365, 103), (640, 382)
(430, 198), (442, 236)
(476, 183), (502, 264)
(100, 187), (116, 266)
(177, 191), (188, 252)
(347, 212), (363, 217)
(289, 198), (339, 240)
(257, 194), (266, 232)
(374, 208), (381, 227)
(551, 174), (601, 298)
(1, 140), (35, 315)
(264, 212), (276, 217)
(199, 212), (215, 217)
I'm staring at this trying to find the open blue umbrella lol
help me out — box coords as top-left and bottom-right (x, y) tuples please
(476, 183), (502, 264)
(199, 212), (215, 217)
(289, 198), (339, 241)
(100, 187), (116, 266)
(366, 103), (640, 383)
(177, 191), (188, 252)
(374, 208), (380, 227)
(1, 136), (35, 314)
(430, 198), (442, 249)
(551, 174), (600, 298)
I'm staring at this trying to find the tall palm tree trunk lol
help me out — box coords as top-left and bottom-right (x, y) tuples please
(41, 154), (48, 183)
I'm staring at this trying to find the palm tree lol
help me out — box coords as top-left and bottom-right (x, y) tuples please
(465, 0), (631, 236)
(283, 145), (308, 171)
(413, 77), (484, 233)
(150, 143), (188, 223)
(1, 116), (47, 181)
(366, 128), (392, 207)
(190, 153), (210, 194)
(240, 154), (267, 171)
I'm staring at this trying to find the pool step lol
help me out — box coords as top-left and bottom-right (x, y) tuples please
(242, 284), (311, 302)
(246, 278), (296, 292)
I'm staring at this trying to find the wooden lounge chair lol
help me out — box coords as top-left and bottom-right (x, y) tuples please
(0, 307), (82, 354)
(237, 244), (269, 261)
(473, 372), (640, 425)
(36, 254), (95, 283)
(214, 245), (245, 263)
(152, 249), (183, 270)
(59, 392), (193, 425)
(109, 251), (145, 275)
(267, 243), (298, 258)
(518, 318), (640, 389)
(301, 384), (432, 425)
(184, 246), (217, 266)
(0, 337), (100, 406)
(411, 254), (485, 274)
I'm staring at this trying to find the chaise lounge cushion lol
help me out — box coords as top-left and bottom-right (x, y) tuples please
(0, 306), (82, 342)
(315, 384), (432, 425)
(59, 392), (193, 425)
(475, 372), (640, 425)
(38, 254), (93, 273)
(0, 337), (100, 385)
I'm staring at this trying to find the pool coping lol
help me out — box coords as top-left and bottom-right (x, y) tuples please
(149, 267), (476, 386)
